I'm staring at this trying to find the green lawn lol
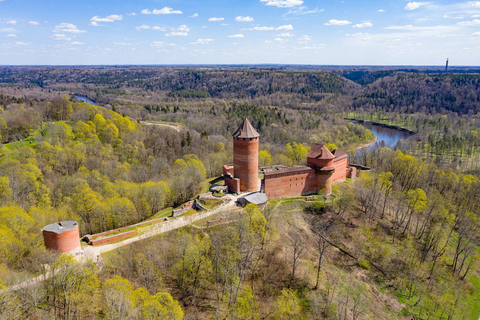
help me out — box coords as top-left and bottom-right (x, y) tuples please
(148, 207), (173, 220)
(466, 274), (480, 320)
(1, 137), (36, 159)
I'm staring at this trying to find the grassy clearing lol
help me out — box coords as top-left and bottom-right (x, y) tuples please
(466, 274), (480, 320)
(200, 199), (222, 210)
(148, 207), (173, 221)
(200, 176), (223, 194)
(91, 227), (138, 240)
(1, 137), (36, 159)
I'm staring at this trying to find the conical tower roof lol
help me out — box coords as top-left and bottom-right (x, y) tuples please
(307, 144), (335, 160)
(232, 118), (260, 138)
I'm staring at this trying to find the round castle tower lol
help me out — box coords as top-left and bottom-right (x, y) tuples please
(42, 221), (81, 253)
(233, 119), (260, 192)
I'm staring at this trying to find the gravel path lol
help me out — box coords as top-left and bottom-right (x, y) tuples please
(7, 194), (239, 291)
(80, 194), (238, 261)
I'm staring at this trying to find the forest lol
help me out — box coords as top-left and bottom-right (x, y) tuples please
(0, 66), (479, 319)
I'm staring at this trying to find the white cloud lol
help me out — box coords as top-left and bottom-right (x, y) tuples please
(377, 9), (385, 13)
(142, 7), (182, 15)
(236, 16), (254, 22)
(348, 32), (371, 40)
(276, 24), (293, 30)
(6, 34), (16, 37)
(298, 35), (310, 43)
(53, 23), (86, 34)
(0, 28), (16, 33)
(127, 12), (137, 16)
(166, 32), (188, 36)
(166, 25), (190, 37)
(260, 0), (303, 8)
(114, 42), (133, 46)
(294, 44), (325, 50)
(136, 25), (150, 31)
(135, 25), (167, 32)
(151, 41), (175, 47)
(353, 21), (373, 28)
(383, 25), (459, 35)
(28, 21), (40, 26)
(325, 19), (352, 26)
(7, 20), (17, 25)
(191, 38), (214, 44)
(472, 31), (480, 36)
(349, 32), (369, 37)
(70, 41), (84, 45)
(457, 19), (480, 26)
(285, 7), (324, 16)
(250, 24), (293, 31)
(90, 14), (123, 26)
(208, 17), (224, 21)
(469, 1), (480, 7)
(278, 32), (294, 37)
(15, 41), (28, 46)
(221, 23), (229, 26)
(405, 2), (426, 10)
(51, 34), (71, 41)
(190, 13), (199, 18)
(252, 26), (275, 31)
(443, 14), (464, 19)
(228, 34), (245, 38)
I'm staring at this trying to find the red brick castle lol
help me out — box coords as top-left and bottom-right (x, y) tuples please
(224, 119), (356, 199)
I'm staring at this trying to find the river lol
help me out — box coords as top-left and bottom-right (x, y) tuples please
(357, 122), (413, 151)
(74, 95), (98, 105)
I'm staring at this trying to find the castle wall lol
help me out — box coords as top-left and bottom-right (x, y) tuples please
(234, 137), (259, 192)
(43, 226), (80, 253)
(316, 171), (334, 194)
(263, 167), (317, 199)
(332, 158), (348, 182)
(223, 164), (234, 176)
(225, 176), (240, 193)
(307, 157), (334, 168)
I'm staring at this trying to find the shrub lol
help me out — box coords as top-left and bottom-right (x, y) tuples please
(358, 259), (371, 270)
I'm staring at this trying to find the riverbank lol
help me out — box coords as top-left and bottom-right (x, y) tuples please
(354, 136), (378, 150)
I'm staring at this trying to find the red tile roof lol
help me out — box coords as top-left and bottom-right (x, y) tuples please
(332, 148), (348, 161)
(307, 144), (335, 160)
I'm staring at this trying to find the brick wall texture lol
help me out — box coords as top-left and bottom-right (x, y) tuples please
(233, 137), (259, 192)
(43, 226), (80, 253)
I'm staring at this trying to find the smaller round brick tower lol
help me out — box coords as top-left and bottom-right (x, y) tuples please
(306, 144), (336, 194)
(42, 221), (81, 253)
(233, 119), (260, 192)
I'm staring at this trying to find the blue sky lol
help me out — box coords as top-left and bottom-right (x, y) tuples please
(0, 0), (479, 65)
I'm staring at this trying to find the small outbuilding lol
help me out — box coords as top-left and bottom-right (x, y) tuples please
(237, 192), (268, 207)
(42, 221), (81, 253)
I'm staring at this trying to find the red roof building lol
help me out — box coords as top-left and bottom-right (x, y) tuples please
(224, 120), (355, 199)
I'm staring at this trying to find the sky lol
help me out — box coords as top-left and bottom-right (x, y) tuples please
(0, 0), (479, 65)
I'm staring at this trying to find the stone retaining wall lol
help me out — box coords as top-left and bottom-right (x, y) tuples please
(89, 231), (137, 246)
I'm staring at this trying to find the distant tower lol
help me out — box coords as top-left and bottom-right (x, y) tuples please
(445, 58), (449, 73)
(233, 119), (260, 192)
(42, 221), (81, 253)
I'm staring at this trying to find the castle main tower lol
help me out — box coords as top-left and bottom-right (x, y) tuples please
(233, 119), (260, 192)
